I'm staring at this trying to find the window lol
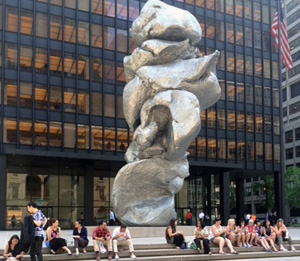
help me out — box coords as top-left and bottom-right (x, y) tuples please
(104, 127), (115, 150)
(228, 140), (236, 160)
(208, 138), (217, 159)
(104, 0), (115, 17)
(92, 58), (102, 81)
(197, 137), (206, 158)
(296, 128), (300, 141)
(104, 60), (115, 84)
(21, 9), (33, 35)
(92, 92), (102, 116)
(237, 111), (244, 131)
(256, 114), (263, 133)
(104, 26), (115, 50)
(50, 86), (62, 111)
(78, 90), (89, 114)
(65, 0), (76, 8)
(64, 53), (76, 78)
(236, 25), (243, 46)
(255, 85), (262, 106)
(289, 101), (300, 115)
(264, 87), (271, 107)
(3, 118), (17, 143)
(92, 24), (103, 48)
(50, 50), (62, 76)
(50, 122), (62, 147)
(256, 142), (263, 162)
(264, 59), (271, 79)
(262, 5), (269, 24)
(78, 55), (89, 80)
(117, 96), (125, 118)
(255, 57), (262, 77)
(35, 48), (47, 73)
(274, 116), (280, 135)
(4, 80), (17, 106)
(254, 29), (261, 49)
(35, 84), (47, 109)
(19, 120), (32, 145)
(20, 82), (32, 108)
(274, 144), (280, 163)
(227, 52), (234, 72)
(92, 0), (103, 14)
(227, 110), (235, 130)
(20, 45), (33, 71)
(247, 112), (254, 132)
(5, 43), (17, 69)
(117, 62), (126, 83)
(92, 126), (103, 150)
(78, 0), (89, 11)
(117, 29), (128, 53)
(246, 56), (253, 75)
(296, 146), (300, 158)
(64, 88), (76, 113)
(273, 89), (279, 108)
(235, 0), (243, 17)
(34, 121), (47, 146)
(216, 0), (224, 12)
(78, 21), (89, 45)
(201, 110), (206, 127)
(206, 0), (214, 10)
(236, 53), (244, 74)
(77, 125), (89, 150)
(263, 32), (270, 51)
(227, 82), (235, 101)
(65, 18), (76, 43)
(226, 23), (234, 44)
(254, 2), (261, 21)
(105, 94), (115, 117)
(245, 27), (252, 48)
(50, 15), (62, 40)
(286, 130), (293, 144)
(64, 123), (75, 148)
(6, 6), (18, 32)
(273, 61), (279, 80)
(216, 21), (224, 41)
(217, 109), (225, 129)
(286, 148), (293, 160)
(217, 50), (225, 70)
(246, 84), (253, 104)
(247, 141), (254, 161)
(238, 141), (245, 161)
(218, 139), (226, 159)
(36, 12), (47, 38)
(265, 115), (272, 134)
(206, 18), (215, 39)
(117, 0), (127, 19)
(129, 0), (139, 22)
(237, 83), (244, 103)
(207, 108), (216, 128)
(291, 82), (300, 99)
(265, 143), (272, 162)
(226, 0), (233, 15)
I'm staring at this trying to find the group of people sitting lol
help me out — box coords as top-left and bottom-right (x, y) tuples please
(3, 219), (137, 261)
(166, 217), (296, 255)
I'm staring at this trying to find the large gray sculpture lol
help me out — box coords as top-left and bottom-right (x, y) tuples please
(112, 0), (221, 226)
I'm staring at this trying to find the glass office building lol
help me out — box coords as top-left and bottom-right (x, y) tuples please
(0, 0), (283, 229)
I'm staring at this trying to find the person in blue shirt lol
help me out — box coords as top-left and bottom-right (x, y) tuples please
(72, 220), (89, 256)
(109, 210), (115, 226)
(27, 202), (46, 261)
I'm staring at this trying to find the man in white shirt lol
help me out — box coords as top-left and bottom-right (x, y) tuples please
(199, 210), (205, 221)
(112, 225), (137, 259)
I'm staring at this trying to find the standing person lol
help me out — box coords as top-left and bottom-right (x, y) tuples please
(27, 202), (45, 261)
(194, 220), (211, 255)
(112, 225), (137, 259)
(165, 218), (186, 249)
(45, 218), (71, 255)
(245, 213), (251, 224)
(265, 213), (269, 221)
(245, 219), (258, 247)
(93, 221), (113, 261)
(274, 219), (296, 252)
(199, 210), (204, 221)
(72, 220), (89, 256)
(250, 212), (256, 221)
(11, 215), (17, 229)
(3, 235), (24, 261)
(186, 210), (192, 226)
(109, 210), (115, 226)
(254, 219), (272, 252)
(208, 218), (238, 255)
(225, 219), (241, 247)
(261, 219), (278, 252)
(272, 211), (278, 225)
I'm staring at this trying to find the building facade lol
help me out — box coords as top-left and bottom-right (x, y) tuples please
(282, 0), (300, 218)
(0, 0), (283, 230)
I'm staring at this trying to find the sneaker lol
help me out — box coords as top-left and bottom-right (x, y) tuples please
(266, 248), (272, 252)
(280, 247), (288, 252)
(131, 254), (137, 259)
(115, 254), (120, 260)
(243, 244), (247, 248)
(291, 247), (296, 252)
(247, 244), (252, 248)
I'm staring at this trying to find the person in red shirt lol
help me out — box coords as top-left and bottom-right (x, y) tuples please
(186, 209), (192, 225)
(93, 221), (112, 260)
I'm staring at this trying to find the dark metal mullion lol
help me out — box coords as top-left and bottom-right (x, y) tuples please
(88, 0), (92, 153)
(233, 0), (238, 164)
(242, 0), (248, 166)
(75, 0), (78, 152)
(16, 0), (20, 148)
(101, 0), (105, 154)
(224, 0), (228, 163)
(193, 0), (198, 162)
(32, 1), (36, 149)
(126, 0), (130, 147)
(204, 1), (208, 163)
(213, 0), (218, 163)
(61, 0), (65, 150)
(114, 0), (117, 155)
(0, 0), (5, 153)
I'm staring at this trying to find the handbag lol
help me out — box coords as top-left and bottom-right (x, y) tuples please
(99, 242), (107, 254)
(190, 241), (197, 250)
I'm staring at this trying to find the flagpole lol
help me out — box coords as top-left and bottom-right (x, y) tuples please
(277, 0), (286, 220)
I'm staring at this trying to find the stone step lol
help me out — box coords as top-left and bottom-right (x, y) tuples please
(20, 250), (300, 261)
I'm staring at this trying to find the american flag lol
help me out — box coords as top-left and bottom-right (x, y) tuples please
(270, 1), (293, 70)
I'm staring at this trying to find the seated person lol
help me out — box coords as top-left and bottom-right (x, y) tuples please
(166, 218), (186, 249)
(225, 219), (241, 247)
(3, 235), (24, 261)
(245, 219), (258, 247)
(261, 219), (278, 252)
(274, 219), (296, 252)
(93, 221), (113, 260)
(194, 220), (211, 255)
(254, 219), (271, 252)
(237, 219), (246, 247)
(72, 220), (89, 256)
(208, 218), (238, 255)
(46, 218), (72, 255)
(112, 225), (137, 259)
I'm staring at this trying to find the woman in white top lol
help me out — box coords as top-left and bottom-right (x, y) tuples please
(194, 220), (211, 255)
(209, 218), (238, 255)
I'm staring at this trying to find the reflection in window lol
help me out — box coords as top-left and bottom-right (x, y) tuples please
(256, 114), (263, 133)
(20, 45), (33, 71)
(92, 24), (103, 49)
(237, 112), (244, 131)
(247, 141), (254, 161)
(51, 0), (62, 5)
(274, 144), (280, 163)
(92, 126), (103, 150)
(206, 0), (214, 10)
(218, 139), (226, 159)
(246, 84), (253, 104)
(216, 21), (224, 41)
(254, 2), (261, 21)
(19, 120), (32, 145)
(117, 128), (128, 151)
(50, 50), (62, 75)
(246, 56), (253, 75)
(237, 83), (244, 103)
(256, 142), (263, 162)
(219, 80), (225, 100)
(35, 84), (47, 109)
(217, 50), (225, 71)
(4, 80), (17, 106)
(78, 90), (89, 114)
(78, 55), (89, 80)
(238, 141), (245, 161)
(129, 0), (139, 22)
(265, 143), (272, 162)
(247, 112), (254, 132)
(201, 110), (206, 127)
(196, 0), (204, 7)
(207, 108), (216, 128)
(64, 88), (76, 113)
(20, 82), (32, 108)
(3, 118), (17, 143)
(104, 0), (115, 17)
(197, 137), (206, 158)
(227, 110), (235, 130)
(216, 0), (224, 12)
(245, 0), (252, 19)
(255, 85), (262, 106)
(255, 57), (262, 77)
(64, 123), (75, 148)
(64, 53), (76, 77)
(264, 87), (271, 107)
(273, 61), (279, 80)
(104, 127), (115, 150)
(274, 116), (280, 135)
(264, 59), (271, 79)
(34, 121), (47, 146)
(226, 0), (233, 15)
(206, 18), (215, 39)
(227, 82), (235, 101)
(228, 140), (236, 160)
(263, 32), (270, 51)
(92, 0), (103, 14)
(226, 23), (234, 44)
(104, 60), (115, 84)
(245, 27), (252, 48)
(35, 48), (47, 73)
(50, 86), (62, 111)
(227, 52), (234, 72)
(78, 125), (89, 149)
(92, 58), (102, 81)
(78, 21), (89, 45)
(105, 93), (115, 117)
(64, 18), (76, 43)
(104, 26), (115, 51)
(208, 138), (216, 159)
(50, 122), (62, 147)
(273, 89), (279, 108)
(117, 29), (128, 53)
(0, 5), (2, 29)
(5, 43), (17, 69)
(78, 0), (89, 11)
(254, 29), (261, 49)
(65, 0), (76, 9)
(36, 12), (48, 38)
(217, 109), (225, 129)
(6, 6), (18, 32)
(235, 0), (243, 17)
(117, 62), (126, 83)
(21, 10), (33, 35)
(92, 92), (102, 116)
(236, 25), (243, 46)
(117, 96), (124, 119)
(265, 115), (272, 134)
(117, 0), (127, 19)
(236, 53), (244, 74)
(50, 15), (62, 40)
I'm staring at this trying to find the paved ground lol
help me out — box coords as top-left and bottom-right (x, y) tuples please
(230, 258), (300, 261)
(1, 227), (300, 249)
